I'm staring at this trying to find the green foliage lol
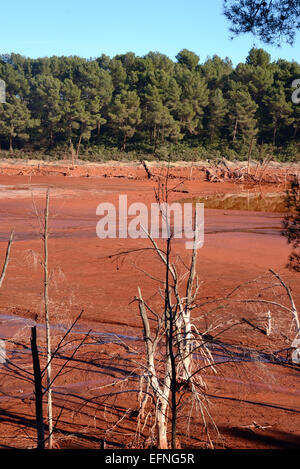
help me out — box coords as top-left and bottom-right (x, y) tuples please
(224, 0), (300, 46)
(207, 89), (227, 141)
(0, 95), (37, 152)
(175, 49), (200, 70)
(274, 142), (300, 162)
(227, 88), (258, 142)
(108, 89), (141, 150)
(0, 48), (299, 161)
(30, 75), (62, 146)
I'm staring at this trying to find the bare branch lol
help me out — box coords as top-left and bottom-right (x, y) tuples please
(269, 269), (300, 335)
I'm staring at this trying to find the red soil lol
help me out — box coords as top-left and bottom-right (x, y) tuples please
(0, 160), (299, 449)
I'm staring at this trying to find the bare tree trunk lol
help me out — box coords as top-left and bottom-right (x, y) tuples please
(0, 231), (14, 288)
(266, 310), (272, 336)
(9, 133), (13, 154)
(44, 190), (53, 449)
(293, 124), (298, 139)
(247, 136), (254, 175)
(233, 119), (238, 142)
(50, 127), (55, 147)
(156, 406), (168, 449)
(273, 125), (277, 146)
(153, 125), (157, 152)
(76, 134), (82, 157)
(165, 237), (177, 450)
(137, 287), (170, 449)
(31, 326), (45, 449)
(69, 124), (75, 167)
(122, 133), (127, 152)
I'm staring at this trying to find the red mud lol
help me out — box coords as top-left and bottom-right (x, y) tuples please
(0, 159), (299, 449)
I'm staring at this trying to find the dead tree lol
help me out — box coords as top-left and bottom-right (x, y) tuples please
(136, 178), (216, 449)
(269, 269), (300, 338)
(43, 189), (53, 448)
(210, 268), (300, 364)
(31, 326), (45, 449)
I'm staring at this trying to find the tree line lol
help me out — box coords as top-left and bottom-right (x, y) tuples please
(0, 47), (299, 160)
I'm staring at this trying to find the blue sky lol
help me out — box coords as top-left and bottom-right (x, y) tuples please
(1, 0), (300, 65)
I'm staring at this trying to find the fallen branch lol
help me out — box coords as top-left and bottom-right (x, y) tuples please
(241, 317), (267, 335)
(239, 421), (273, 432)
(142, 160), (154, 179)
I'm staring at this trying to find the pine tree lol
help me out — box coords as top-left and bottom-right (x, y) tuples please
(30, 75), (62, 146)
(201, 55), (233, 90)
(175, 67), (209, 135)
(224, 0), (300, 46)
(164, 78), (181, 116)
(264, 86), (294, 145)
(109, 59), (127, 94)
(227, 89), (258, 143)
(143, 85), (181, 150)
(0, 95), (36, 152)
(60, 79), (84, 160)
(207, 88), (227, 142)
(71, 61), (113, 134)
(72, 62), (113, 150)
(176, 49), (200, 71)
(108, 89), (141, 150)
